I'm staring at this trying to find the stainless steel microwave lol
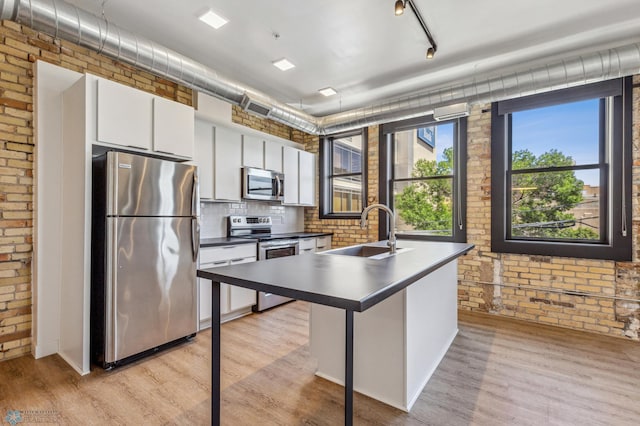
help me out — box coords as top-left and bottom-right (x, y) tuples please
(242, 167), (284, 201)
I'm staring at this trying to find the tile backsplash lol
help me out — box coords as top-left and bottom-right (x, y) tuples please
(200, 201), (304, 238)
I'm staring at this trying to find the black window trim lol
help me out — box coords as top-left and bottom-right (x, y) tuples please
(379, 114), (468, 243)
(319, 128), (368, 219)
(491, 77), (632, 261)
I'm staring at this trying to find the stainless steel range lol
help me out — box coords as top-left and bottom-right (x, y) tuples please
(227, 215), (299, 311)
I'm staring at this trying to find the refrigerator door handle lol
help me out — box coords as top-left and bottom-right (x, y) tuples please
(105, 217), (118, 363)
(191, 171), (200, 218)
(192, 217), (200, 262)
(191, 170), (200, 262)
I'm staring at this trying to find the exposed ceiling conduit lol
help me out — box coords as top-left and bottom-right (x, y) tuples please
(1, 0), (639, 135)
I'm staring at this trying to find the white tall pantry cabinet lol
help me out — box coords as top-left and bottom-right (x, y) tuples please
(39, 68), (194, 375)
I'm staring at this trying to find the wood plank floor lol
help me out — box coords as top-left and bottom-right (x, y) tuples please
(1, 301), (639, 425)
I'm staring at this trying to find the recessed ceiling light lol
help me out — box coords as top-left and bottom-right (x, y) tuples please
(318, 87), (337, 97)
(198, 10), (228, 30)
(272, 58), (295, 71)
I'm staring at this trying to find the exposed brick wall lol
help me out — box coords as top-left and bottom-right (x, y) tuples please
(459, 87), (640, 339)
(0, 20), (192, 362)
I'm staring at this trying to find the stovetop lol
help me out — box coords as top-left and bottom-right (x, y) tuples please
(227, 215), (332, 242)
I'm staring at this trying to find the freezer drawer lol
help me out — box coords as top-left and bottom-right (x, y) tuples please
(104, 216), (198, 363)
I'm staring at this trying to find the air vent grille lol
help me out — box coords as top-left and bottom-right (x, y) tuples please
(240, 95), (272, 118)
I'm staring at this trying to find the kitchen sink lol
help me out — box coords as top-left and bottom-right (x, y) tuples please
(322, 244), (411, 259)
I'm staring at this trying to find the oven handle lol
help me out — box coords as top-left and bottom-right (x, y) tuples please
(263, 244), (299, 251)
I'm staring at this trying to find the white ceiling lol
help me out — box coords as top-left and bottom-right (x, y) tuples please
(66, 0), (640, 117)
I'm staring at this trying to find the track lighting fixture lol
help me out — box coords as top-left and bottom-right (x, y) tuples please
(426, 47), (435, 59)
(394, 0), (405, 16)
(395, 0), (438, 59)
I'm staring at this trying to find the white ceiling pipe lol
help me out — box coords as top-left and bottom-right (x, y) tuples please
(1, 0), (639, 135)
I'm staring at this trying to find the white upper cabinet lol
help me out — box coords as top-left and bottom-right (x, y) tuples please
(97, 78), (153, 150)
(283, 146), (316, 206)
(94, 75), (194, 160)
(264, 140), (283, 172)
(242, 134), (264, 168)
(283, 146), (300, 205)
(153, 96), (195, 159)
(194, 120), (214, 199)
(298, 150), (316, 206)
(213, 125), (242, 201)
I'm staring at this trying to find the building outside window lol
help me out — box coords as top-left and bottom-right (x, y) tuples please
(380, 116), (467, 242)
(319, 129), (367, 218)
(491, 77), (632, 261)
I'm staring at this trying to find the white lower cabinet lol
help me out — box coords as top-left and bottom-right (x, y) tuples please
(299, 237), (316, 255)
(228, 257), (257, 311)
(315, 235), (332, 252)
(198, 244), (257, 330)
(299, 235), (332, 255)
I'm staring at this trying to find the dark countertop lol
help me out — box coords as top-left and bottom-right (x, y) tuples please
(269, 232), (333, 239)
(198, 240), (473, 312)
(200, 237), (257, 248)
(200, 232), (332, 247)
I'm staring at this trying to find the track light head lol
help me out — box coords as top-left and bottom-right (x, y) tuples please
(426, 47), (436, 59)
(394, 0), (405, 16)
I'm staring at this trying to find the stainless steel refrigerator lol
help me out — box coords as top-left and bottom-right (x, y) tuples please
(91, 151), (199, 369)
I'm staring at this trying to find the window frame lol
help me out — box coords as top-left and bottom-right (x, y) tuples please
(319, 128), (368, 219)
(491, 77), (632, 261)
(379, 115), (468, 243)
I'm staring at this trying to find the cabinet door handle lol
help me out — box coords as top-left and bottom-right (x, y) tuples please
(230, 258), (244, 263)
(212, 260), (227, 265)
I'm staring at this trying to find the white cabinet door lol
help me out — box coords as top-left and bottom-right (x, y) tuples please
(316, 235), (332, 252)
(299, 150), (316, 205)
(153, 96), (194, 159)
(96, 78), (153, 150)
(213, 125), (242, 201)
(299, 237), (315, 255)
(228, 257), (257, 311)
(242, 135), (264, 168)
(199, 259), (230, 328)
(283, 146), (299, 204)
(194, 120), (214, 199)
(264, 140), (283, 172)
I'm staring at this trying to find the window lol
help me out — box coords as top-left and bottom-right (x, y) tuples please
(320, 129), (367, 218)
(491, 78), (632, 261)
(380, 116), (467, 242)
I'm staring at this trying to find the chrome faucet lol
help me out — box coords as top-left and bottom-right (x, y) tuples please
(360, 203), (397, 254)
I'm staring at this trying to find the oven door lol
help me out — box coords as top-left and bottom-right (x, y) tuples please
(259, 240), (299, 260)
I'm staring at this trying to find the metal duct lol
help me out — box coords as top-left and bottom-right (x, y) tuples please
(1, 0), (639, 135)
(319, 43), (640, 134)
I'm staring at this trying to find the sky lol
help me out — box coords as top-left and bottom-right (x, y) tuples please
(511, 98), (600, 185)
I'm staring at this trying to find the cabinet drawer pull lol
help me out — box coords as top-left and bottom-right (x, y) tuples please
(230, 258), (244, 262)
(222, 245), (236, 249)
(212, 260), (227, 265)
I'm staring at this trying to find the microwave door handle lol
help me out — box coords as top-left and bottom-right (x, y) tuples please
(275, 175), (282, 196)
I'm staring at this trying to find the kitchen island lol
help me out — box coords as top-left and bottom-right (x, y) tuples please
(197, 239), (474, 426)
